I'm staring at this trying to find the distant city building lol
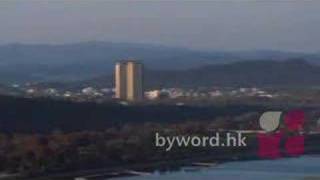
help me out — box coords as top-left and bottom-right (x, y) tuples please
(126, 61), (143, 101)
(145, 90), (161, 100)
(115, 60), (143, 101)
(115, 62), (127, 99)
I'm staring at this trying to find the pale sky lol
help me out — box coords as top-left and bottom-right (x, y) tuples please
(0, 0), (320, 52)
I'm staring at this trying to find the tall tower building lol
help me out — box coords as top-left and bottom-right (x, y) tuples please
(115, 60), (143, 101)
(115, 62), (127, 99)
(126, 61), (143, 101)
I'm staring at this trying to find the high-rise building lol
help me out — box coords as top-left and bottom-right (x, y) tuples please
(126, 61), (143, 101)
(115, 61), (127, 99)
(115, 60), (143, 101)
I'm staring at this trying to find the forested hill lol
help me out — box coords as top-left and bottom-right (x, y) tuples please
(0, 95), (266, 133)
(0, 42), (319, 83)
(79, 59), (320, 89)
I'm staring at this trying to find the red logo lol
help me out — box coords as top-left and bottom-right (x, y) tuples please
(257, 110), (305, 159)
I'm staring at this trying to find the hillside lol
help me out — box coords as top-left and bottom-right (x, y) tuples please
(0, 42), (319, 83)
(74, 59), (320, 89)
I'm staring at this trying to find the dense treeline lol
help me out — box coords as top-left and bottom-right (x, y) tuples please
(0, 120), (319, 178)
(0, 120), (260, 176)
(0, 95), (269, 133)
(0, 95), (319, 178)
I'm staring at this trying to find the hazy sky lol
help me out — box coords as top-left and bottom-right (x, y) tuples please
(0, 0), (320, 52)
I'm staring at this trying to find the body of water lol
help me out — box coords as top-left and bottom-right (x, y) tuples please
(111, 156), (320, 180)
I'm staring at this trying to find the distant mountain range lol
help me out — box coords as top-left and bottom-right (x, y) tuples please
(1, 41), (320, 84)
(42, 59), (320, 89)
(143, 59), (320, 88)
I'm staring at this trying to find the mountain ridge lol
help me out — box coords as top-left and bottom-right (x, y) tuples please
(40, 59), (320, 89)
(0, 41), (320, 84)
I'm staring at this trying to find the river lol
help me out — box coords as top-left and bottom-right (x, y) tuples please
(111, 156), (320, 180)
